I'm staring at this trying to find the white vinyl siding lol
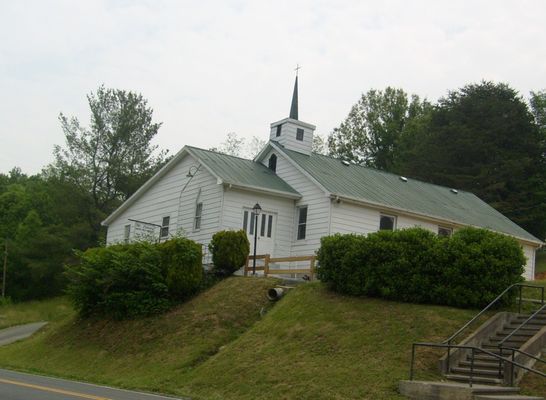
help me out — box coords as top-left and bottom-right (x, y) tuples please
(221, 188), (294, 258)
(261, 149), (331, 257)
(105, 154), (222, 251)
(269, 120), (314, 155)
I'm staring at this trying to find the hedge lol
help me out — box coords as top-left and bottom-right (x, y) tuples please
(66, 237), (203, 319)
(316, 227), (525, 308)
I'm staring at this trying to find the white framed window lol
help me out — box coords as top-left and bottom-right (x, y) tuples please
(379, 214), (396, 231)
(124, 224), (131, 243)
(438, 226), (453, 237)
(194, 202), (203, 230)
(296, 206), (308, 240)
(161, 216), (170, 238)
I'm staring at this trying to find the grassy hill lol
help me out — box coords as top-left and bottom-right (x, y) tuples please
(0, 278), (544, 399)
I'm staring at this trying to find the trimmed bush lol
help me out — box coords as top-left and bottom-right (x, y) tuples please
(317, 227), (525, 308)
(209, 230), (250, 276)
(158, 237), (203, 300)
(66, 237), (204, 319)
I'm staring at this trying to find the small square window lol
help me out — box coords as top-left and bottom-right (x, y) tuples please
(276, 125), (282, 137)
(438, 226), (453, 237)
(379, 214), (396, 231)
(161, 216), (170, 238)
(296, 128), (304, 141)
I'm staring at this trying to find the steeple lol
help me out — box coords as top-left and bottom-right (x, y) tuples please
(289, 76), (298, 120)
(269, 68), (316, 155)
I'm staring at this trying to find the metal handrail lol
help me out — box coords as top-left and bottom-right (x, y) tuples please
(410, 342), (546, 387)
(498, 302), (546, 347)
(500, 346), (546, 366)
(444, 283), (545, 346)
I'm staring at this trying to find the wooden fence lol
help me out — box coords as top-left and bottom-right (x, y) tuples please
(243, 254), (316, 280)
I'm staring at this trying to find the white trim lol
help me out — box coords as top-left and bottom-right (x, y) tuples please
(223, 182), (301, 200)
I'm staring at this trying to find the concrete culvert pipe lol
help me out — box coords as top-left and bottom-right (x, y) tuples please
(268, 287), (284, 301)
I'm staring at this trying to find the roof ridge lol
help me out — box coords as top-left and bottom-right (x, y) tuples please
(186, 145), (255, 162)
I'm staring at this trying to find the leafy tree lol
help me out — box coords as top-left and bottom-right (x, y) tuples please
(397, 82), (546, 238)
(52, 86), (167, 219)
(211, 133), (266, 159)
(328, 87), (430, 170)
(312, 134), (328, 155)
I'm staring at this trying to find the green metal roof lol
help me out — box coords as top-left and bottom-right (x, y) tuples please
(187, 146), (300, 197)
(278, 146), (541, 244)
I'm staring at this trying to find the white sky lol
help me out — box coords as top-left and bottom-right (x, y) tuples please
(1, 0), (546, 174)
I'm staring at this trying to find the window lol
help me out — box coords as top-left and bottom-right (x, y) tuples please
(379, 214), (396, 231)
(268, 154), (277, 172)
(438, 226), (453, 237)
(243, 210), (249, 232)
(267, 215), (273, 238)
(194, 202), (203, 230)
(161, 216), (170, 238)
(124, 224), (131, 243)
(249, 212), (256, 235)
(297, 206), (308, 240)
(296, 128), (304, 141)
(260, 214), (266, 236)
(276, 124), (282, 137)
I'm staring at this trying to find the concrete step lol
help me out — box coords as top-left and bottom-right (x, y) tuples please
(460, 360), (503, 370)
(446, 374), (503, 385)
(472, 353), (503, 362)
(490, 336), (528, 343)
(498, 330), (536, 338)
(504, 324), (542, 332)
(481, 345), (522, 353)
(474, 395), (544, 400)
(450, 366), (503, 377)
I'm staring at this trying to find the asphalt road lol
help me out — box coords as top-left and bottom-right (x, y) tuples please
(0, 369), (186, 400)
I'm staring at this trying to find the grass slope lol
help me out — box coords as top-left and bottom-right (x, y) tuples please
(0, 297), (72, 329)
(0, 277), (279, 392)
(0, 279), (544, 399)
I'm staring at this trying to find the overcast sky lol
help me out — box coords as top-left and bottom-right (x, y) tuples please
(1, 0), (546, 174)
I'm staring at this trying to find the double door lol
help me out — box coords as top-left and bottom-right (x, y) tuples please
(243, 209), (276, 256)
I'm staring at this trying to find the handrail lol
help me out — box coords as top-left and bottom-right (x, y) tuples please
(500, 346), (546, 366)
(444, 283), (545, 345)
(499, 302), (546, 347)
(410, 342), (546, 387)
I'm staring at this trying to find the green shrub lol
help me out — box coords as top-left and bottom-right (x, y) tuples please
(158, 237), (203, 299)
(317, 227), (525, 308)
(66, 237), (205, 319)
(209, 230), (250, 276)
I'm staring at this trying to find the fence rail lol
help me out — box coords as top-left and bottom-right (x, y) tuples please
(243, 254), (316, 279)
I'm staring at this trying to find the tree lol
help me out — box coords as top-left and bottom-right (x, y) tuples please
(211, 133), (266, 159)
(328, 87), (430, 170)
(312, 134), (328, 155)
(53, 86), (167, 219)
(397, 81), (546, 238)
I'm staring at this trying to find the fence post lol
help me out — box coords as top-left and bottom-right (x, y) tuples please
(409, 344), (416, 380)
(264, 254), (270, 277)
(244, 256), (249, 277)
(469, 348), (474, 388)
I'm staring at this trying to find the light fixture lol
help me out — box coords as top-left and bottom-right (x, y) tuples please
(187, 165), (200, 178)
(251, 203), (262, 275)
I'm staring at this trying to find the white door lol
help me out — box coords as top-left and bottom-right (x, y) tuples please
(243, 209), (276, 256)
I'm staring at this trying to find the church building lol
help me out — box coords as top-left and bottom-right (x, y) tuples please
(102, 77), (542, 280)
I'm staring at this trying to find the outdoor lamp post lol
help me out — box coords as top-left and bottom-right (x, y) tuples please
(252, 203), (262, 275)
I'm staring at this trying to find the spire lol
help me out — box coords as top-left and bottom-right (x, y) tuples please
(289, 75), (298, 120)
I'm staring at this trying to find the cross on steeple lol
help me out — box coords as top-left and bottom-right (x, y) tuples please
(294, 64), (302, 76)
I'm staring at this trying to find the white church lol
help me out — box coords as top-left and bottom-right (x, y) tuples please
(102, 77), (542, 280)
